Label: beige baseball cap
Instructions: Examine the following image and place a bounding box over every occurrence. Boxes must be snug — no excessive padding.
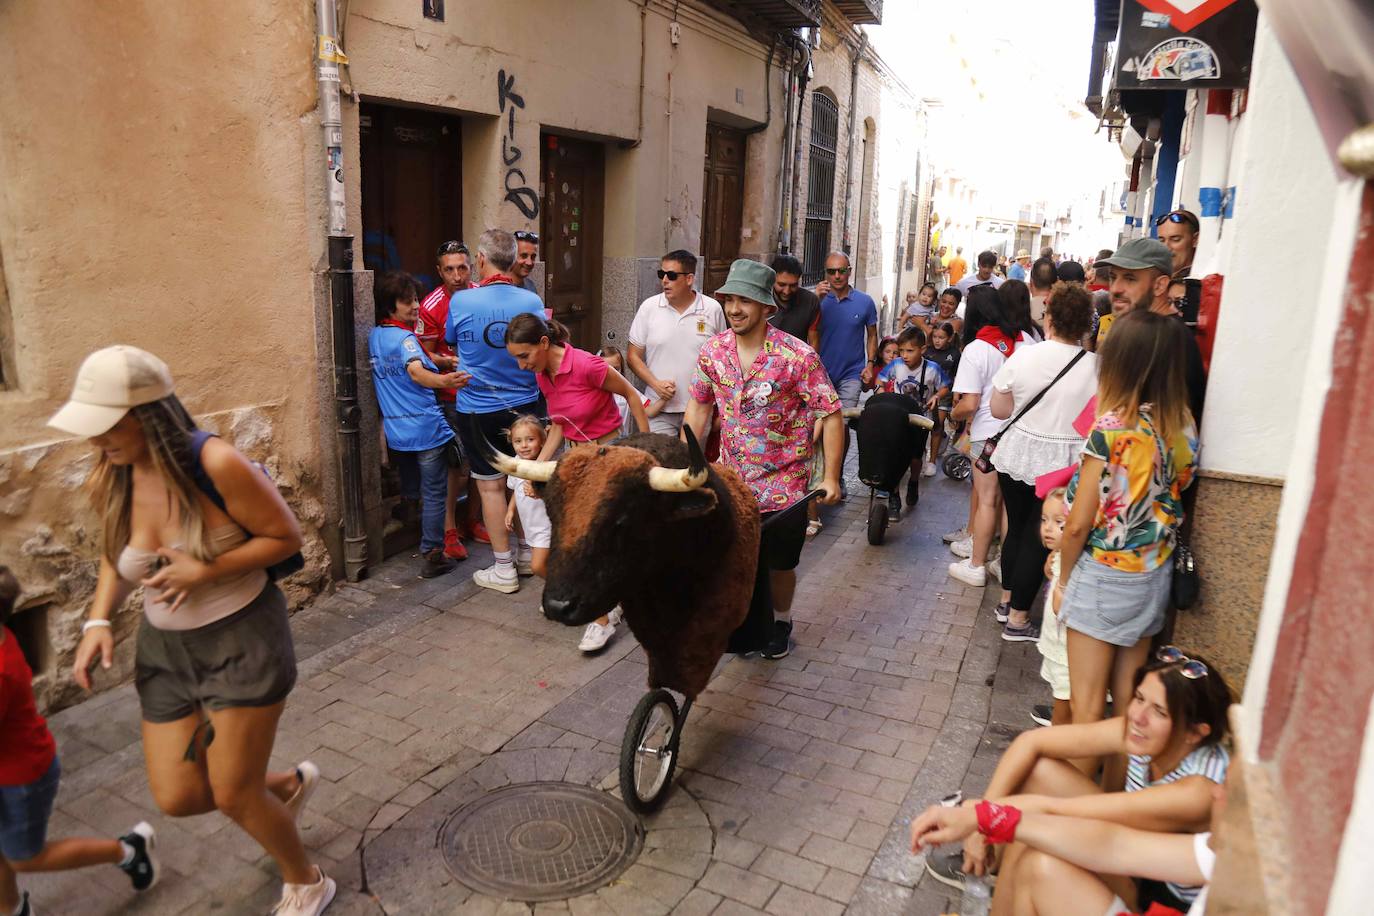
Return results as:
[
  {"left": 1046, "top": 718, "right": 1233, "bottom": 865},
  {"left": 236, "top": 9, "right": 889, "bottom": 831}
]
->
[{"left": 47, "top": 346, "right": 174, "bottom": 437}]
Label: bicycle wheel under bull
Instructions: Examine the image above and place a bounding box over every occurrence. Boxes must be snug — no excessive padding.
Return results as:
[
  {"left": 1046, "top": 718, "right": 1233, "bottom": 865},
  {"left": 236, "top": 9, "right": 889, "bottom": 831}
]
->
[{"left": 620, "top": 689, "right": 682, "bottom": 813}]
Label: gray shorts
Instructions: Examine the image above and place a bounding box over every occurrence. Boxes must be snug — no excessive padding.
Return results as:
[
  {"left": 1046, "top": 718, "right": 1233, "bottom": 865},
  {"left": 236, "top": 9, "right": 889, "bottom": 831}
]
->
[
  {"left": 1060, "top": 552, "right": 1172, "bottom": 647},
  {"left": 135, "top": 583, "right": 297, "bottom": 723},
  {"left": 649, "top": 412, "right": 684, "bottom": 436},
  {"left": 835, "top": 377, "right": 863, "bottom": 409}
]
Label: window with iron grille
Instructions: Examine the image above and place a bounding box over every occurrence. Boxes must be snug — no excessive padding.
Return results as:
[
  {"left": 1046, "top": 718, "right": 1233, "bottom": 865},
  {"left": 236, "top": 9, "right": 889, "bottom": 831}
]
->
[{"left": 802, "top": 92, "right": 839, "bottom": 286}]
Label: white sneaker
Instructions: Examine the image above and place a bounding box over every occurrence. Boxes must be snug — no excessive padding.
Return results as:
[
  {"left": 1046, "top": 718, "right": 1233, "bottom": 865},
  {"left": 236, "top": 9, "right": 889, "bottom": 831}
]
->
[
  {"left": 271, "top": 867, "right": 336, "bottom": 916},
  {"left": 516, "top": 554, "right": 534, "bottom": 577},
  {"left": 473, "top": 565, "right": 519, "bottom": 594},
  {"left": 950, "top": 536, "right": 973, "bottom": 558},
  {"left": 608, "top": 606, "right": 624, "bottom": 626},
  {"left": 285, "top": 761, "right": 319, "bottom": 824},
  {"left": 987, "top": 558, "right": 1002, "bottom": 582},
  {"left": 948, "top": 559, "right": 987, "bottom": 587},
  {"left": 942, "top": 526, "right": 969, "bottom": 544},
  {"left": 578, "top": 620, "right": 617, "bottom": 652},
  {"left": 922, "top": 461, "right": 937, "bottom": 478}
]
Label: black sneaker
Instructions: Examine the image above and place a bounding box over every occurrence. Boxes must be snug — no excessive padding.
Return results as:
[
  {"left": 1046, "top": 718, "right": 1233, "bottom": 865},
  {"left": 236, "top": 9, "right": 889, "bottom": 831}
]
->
[
  {"left": 1001, "top": 619, "right": 1041, "bottom": 643},
  {"left": 119, "top": 822, "right": 159, "bottom": 891},
  {"left": 887, "top": 491, "right": 902, "bottom": 522},
  {"left": 923, "top": 848, "right": 967, "bottom": 890},
  {"left": 1030, "top": 704, "right": 1054, "bottom": 727},
  {"left": 905, "top": 480, "right": 919, "bottom": 509},
  {"left": 420, "top": 548, "right": 455, "bottom": 579},
  {"left": 761, "top": 620, "right": 792, "bottom": 660}
]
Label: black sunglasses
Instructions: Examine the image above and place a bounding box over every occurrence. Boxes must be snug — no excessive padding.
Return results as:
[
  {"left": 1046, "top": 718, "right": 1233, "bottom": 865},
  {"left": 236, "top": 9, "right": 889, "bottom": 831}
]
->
[
  {"left": 824, "top": 267, "right": 851, "bottom": 275},
  {"left": 514, "top": 230, "right": 540, "bottom": 243},
  {"left": 1155, "top": 211, "right": 1199, "bottom": 230},
  {"left": 656, "top": 269, "right": 689, "bottom": 281},
  {"left": 437, "top": 240, "right": 468, "bottom": 256},
  {"left": 1156, "top": 645, "right": 1208, "bottom": 679}
]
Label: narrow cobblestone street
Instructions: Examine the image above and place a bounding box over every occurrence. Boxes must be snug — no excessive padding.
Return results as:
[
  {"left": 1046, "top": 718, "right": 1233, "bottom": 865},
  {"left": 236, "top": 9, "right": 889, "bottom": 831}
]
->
[{"left": 25, "top": 465, "right": 1042, "bottom": 915}]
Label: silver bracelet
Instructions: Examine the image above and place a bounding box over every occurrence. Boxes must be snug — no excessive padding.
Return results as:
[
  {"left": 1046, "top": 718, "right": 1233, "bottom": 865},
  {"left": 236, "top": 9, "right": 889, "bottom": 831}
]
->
[{"left": 81, "top": 619, "right": 112, "bottom": 633}]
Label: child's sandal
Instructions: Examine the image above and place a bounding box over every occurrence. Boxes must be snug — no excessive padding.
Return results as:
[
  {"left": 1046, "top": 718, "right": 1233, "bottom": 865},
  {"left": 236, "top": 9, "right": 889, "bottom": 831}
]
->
[{"left": 805, "top": 520, "right": 823, "bottom": 537}]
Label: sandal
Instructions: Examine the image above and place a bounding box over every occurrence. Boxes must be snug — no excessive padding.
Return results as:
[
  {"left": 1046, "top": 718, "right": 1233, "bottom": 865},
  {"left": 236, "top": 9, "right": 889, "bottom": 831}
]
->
[{"left": 805, "top": 519, "right": 823, "bottom": 537}]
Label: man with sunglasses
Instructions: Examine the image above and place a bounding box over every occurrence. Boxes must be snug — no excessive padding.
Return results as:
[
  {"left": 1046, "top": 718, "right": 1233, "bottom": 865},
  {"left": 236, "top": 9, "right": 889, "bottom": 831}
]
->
[
  {"left": 1155, "top": 209, "right": 1199, "bottom": 279},
  {"left": 627, "top": 249, "right": 726, "bottom": 435},
  {"left": 814, "top": 252, "right": 877, "bottom": 492},
  {"left": 512, "top": 230, "right": 542, "bottom": 298}
]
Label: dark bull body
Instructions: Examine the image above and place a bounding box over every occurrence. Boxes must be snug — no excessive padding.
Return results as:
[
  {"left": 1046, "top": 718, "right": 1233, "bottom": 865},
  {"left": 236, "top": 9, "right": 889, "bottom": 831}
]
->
[{"left": 538, "top": 433, "right": 761, "bottom": 699}]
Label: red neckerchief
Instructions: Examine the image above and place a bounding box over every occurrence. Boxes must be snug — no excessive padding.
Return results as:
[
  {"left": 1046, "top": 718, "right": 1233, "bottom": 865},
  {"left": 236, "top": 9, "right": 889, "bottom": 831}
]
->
[
  {"left": 480, "top": 274, "right": 513, "bottom": 287},
  {"left": 976, "top": 325, "right": 1018, "bottom": 356},
  {"left": 381, "top": 318, "right": 415, "bottom": 331}
]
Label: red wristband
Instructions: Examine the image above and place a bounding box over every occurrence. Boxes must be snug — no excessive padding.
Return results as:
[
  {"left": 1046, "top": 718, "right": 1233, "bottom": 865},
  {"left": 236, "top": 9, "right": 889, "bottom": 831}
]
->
[{"left": 975, "top": 800, "right": 1021, "bottom": 845}]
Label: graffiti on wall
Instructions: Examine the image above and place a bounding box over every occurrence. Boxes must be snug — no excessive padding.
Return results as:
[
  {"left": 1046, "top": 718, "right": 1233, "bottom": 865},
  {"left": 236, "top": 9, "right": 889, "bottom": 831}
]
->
[{"left": 497, "top": 69, "right": 540, "bottom": 220}]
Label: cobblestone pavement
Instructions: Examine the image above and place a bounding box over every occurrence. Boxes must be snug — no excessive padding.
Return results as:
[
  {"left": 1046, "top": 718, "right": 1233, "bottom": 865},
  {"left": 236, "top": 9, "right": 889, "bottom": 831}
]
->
[{"left": 24, "top": 465, "right": 1048, "bottom": 915}]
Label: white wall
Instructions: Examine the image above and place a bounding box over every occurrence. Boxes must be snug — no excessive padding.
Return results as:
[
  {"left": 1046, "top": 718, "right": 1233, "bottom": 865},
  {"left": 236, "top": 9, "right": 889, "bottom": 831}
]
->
[{"left": 1197, "top": 16, "right": 1342, "bottom": 480}]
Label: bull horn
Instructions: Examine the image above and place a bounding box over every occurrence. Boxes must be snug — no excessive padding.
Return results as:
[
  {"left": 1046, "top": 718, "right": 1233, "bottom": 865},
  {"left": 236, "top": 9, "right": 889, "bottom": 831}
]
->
[
  {"left": 841, "top": 407, "right": 863, "bottom": 418},
  {"left": 648, "top": 425, "right": 709, "bottom": 492},
  {"left": 474, "top": 422, "right": 556, "bottom": 482},
  {"left": 908, "top": 414, "right": 935, "bottom": 430}
]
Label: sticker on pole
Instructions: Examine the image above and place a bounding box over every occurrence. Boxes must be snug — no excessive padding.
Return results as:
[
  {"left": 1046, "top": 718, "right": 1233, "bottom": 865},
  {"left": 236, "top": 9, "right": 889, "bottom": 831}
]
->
[{"left": 1124, "top": 37, "right": 1219, "bottom": 82}]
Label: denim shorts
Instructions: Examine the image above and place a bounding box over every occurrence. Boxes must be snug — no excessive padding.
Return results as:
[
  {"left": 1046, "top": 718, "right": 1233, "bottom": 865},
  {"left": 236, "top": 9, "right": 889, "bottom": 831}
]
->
[
  {"left": 1060, "top": 552, "right": 1172, "bottom": 647},
  {"left": 0, "top": 756, "right": 60, "bottom": 861}
]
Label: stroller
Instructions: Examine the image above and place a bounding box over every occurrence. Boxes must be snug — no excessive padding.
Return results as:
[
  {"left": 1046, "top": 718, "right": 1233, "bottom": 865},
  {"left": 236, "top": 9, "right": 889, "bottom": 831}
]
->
[
  {"left": 937, "top": 414, "right": 973, "bottom": 480},
  {"left": 844, "top": 392, "right": 935, "bottom": 545}
]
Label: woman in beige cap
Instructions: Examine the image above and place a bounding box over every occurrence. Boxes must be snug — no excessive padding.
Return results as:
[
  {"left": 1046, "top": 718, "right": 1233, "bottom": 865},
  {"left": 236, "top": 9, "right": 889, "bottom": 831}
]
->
[{"left": 50, "top": 346, "right": 335, "bottom": 916}]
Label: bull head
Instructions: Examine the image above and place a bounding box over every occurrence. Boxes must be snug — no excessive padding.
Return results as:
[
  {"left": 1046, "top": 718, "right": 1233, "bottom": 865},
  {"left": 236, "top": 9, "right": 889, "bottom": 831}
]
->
[
  {"left": 841, "top": 406, "right": 934, "bottom": 429},
  {"left": 488, "top": 425, "right": 711, "bottom": 492}
]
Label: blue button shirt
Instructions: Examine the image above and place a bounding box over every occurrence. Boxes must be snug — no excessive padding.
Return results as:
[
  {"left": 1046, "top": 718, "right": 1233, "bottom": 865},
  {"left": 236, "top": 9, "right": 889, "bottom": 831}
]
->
[
  {"left": 368, "top": 325, "right": 453, "bottom": 452},
  {"left": 444, "top": 283, "right": 545, "bottom": 413},
  {"left": 817, "top": 287, "right": 877, "bottom": 384}
]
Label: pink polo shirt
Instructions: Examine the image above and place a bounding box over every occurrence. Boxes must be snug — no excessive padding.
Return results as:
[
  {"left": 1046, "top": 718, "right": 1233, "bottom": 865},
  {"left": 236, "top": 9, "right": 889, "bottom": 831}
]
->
[{"left": 538, "top": 345, "right": 622, "bottom": 442}]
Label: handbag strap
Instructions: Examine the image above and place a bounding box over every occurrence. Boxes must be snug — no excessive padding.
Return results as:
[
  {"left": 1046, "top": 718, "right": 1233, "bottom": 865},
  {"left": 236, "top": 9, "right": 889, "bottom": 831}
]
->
[{"left": 989, "top": 349, "right": 1088, "bottom": 445}]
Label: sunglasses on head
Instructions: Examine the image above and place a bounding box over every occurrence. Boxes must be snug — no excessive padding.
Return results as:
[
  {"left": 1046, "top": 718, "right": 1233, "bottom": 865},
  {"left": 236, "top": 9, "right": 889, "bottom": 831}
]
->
[
  {"left": 514, "top": 230, "right": 540, "bottom": 243},
  {"left": 656, "top": 269, "right": 688, "bottom": 281},
  {"left": 825, "top": 267, "right": 851, "bottom": 275},
  {"left": 1156, "top": 646, "right": 1208, "bottom": 679},
  {"left": 1155, "top": 211, "right": 1199, "bottom": 230},
  {"left": 437, "top": 240, "right": 468, "bottom": 256}
]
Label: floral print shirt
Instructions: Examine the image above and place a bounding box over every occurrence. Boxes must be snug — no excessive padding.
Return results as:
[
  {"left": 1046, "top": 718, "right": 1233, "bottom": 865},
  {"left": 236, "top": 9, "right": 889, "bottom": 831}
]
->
[
  {"left": 1067, "top": 407, "right": 1198, "bottom": 572},
  {"left": 690, "top": 325, "right": 840, "bottom": 512}
]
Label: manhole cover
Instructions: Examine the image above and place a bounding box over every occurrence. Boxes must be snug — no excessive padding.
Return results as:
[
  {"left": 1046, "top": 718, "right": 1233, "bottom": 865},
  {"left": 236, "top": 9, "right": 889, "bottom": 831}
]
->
[{"left": 440, "top": 782, "right": 644, "bottom": 902}]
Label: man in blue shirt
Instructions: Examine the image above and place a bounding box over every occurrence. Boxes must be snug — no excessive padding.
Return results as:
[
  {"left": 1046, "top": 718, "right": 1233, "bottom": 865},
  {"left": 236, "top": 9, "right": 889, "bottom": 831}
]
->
[
  {"left": 369, "top": 271, "right": 469, "bottom": 578},
  {"left": 1008, "top": 249, "right": 1031, "bottom": 281},
  {"left": 444, "top": 228, "right": 546, "bottom": 594},
  {"left": 815, "top": 251, "right": 877, "bottom": 498}
]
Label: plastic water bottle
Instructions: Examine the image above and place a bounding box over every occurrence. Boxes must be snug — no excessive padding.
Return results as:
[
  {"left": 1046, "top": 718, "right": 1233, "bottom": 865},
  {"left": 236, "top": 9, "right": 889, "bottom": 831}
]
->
[{"left": 959, "top": 874, "right": 992, "bottom": 916}]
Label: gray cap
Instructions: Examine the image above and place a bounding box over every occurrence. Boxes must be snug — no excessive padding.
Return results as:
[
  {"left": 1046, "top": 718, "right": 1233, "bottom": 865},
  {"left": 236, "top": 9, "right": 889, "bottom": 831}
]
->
[{"left": 1097, "top": 238, "right": 1172, "bottom": 275}]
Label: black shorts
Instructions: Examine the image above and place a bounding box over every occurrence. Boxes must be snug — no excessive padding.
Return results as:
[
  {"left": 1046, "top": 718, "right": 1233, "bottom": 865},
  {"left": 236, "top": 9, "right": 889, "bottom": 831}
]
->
[
  {"left": 456, "top": 400, "right": 543, "bottom": 479},
  {"left": 135, "top": 583, "right": 296, "bottom": 724},
  {"left": 760, "top": 503, "right": 808, "bottom": 572},
  {"left": 438, "top": 400, "right": 468, "bottom": 462}
]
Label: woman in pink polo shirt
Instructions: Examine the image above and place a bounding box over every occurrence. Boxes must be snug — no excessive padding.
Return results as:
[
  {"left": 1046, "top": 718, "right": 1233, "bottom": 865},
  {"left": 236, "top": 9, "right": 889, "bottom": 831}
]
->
[
  {"left": 504, "top": 314, "right": 650, "bottom": 651},
  {"left": 505, "top": 314, "right": 650, "bottom": 453}
]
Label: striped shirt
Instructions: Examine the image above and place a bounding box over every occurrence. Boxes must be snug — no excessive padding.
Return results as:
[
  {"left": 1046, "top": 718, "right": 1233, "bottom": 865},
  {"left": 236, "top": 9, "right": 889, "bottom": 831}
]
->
[{"left": 1126, "top": 743, "right": 1229, "bottom": 904}]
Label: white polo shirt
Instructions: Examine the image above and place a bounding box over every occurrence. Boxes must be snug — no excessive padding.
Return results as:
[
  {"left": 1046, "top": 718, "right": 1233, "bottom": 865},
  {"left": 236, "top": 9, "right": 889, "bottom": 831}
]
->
[{"left": 628, "top": 291, "right": 726, "bottom": 413}]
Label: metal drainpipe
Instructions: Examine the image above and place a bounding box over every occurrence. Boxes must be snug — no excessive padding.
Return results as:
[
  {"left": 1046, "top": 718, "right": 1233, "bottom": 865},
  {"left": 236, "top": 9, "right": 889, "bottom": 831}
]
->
[
  {"left": 317, "top": 0, "right": 367, "bottom": 581},
  {"left": 787, "top": 39, "right": 811, "bottom": 263},
  {"left": 840, "top": 32, "right": 868, "bottom": 257},
  {"left": 775, "top": 35, "right": 800, "bottom": 253}
]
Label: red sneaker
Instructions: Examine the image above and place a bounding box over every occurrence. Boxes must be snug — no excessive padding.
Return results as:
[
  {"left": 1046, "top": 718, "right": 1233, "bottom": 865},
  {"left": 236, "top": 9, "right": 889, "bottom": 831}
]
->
[
  {"left": 465, "top": 520, "right": 492, "bottom": 545},
  {"left": 444, "top": 529, "right": 468, "bottom": 560}
]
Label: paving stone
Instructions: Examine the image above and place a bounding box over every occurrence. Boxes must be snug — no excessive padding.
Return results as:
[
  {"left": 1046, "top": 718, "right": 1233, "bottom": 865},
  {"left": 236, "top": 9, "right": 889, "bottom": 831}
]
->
[
  {"left": 713, "top": 833, "right": 765, "bottom": 868},
  {"left": 814, "top": 867, "right": 863, "bottom": 904},
  {"left": 698, "top": 861, "right": 780, "bottom": 909},
  {"left": 765, "top": 884, "right": 846, "bottom": 916},
  {"left": 798, "top": 834, "right": 872, "bottom": 875},
  {"left": 751, "top": 847, "right": 827, "bottom": 892}
]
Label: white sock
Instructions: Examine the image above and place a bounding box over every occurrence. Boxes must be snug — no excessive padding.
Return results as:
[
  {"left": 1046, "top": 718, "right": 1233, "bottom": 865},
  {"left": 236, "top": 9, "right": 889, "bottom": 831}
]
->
[
  {"left": 494, "top": 550, "right": 515, "bottom": 574},
  {"left": 118, "top": 839, "right": 135, "bottom": 867}
]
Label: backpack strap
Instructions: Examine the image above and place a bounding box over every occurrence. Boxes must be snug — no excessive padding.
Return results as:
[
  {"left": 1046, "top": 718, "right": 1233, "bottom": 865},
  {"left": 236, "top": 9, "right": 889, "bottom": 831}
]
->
[{"left": 188, "top": 430, "right": 228, "bottom": 512}]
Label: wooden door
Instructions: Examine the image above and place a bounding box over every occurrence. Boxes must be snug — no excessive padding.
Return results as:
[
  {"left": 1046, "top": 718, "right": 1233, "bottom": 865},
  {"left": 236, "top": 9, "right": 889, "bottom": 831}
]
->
[
  {"left": 359, "top": 104, "right": 462, "bottom": 292},
  {"left": 540, "top": 135, "right": 605, "bottom": 352},
  {"left": 700, "top": 124, "right": 747, "bottom": 296}
]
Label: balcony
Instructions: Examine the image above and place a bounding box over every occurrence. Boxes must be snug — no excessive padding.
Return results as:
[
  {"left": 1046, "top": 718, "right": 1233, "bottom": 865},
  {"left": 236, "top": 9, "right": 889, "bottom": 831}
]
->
[
  {"left": 717, "top": 0, "right": 822, "bottom": 29},
  {"left": 833, "top": 0, "right": 882, "bottom": 25}
]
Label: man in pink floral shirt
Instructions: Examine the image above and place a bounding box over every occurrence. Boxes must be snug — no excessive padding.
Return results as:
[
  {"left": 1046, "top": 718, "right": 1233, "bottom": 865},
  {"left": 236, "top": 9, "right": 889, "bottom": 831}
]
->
[{"left": 687, "top": 259, "right": 842, "bottom": 659}]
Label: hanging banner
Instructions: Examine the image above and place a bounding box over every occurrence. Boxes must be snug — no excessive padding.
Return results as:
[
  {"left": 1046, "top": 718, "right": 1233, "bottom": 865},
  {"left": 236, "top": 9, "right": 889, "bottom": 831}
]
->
[{"left": 1114, "top": 0, "right": 1258, "bottom": 90}]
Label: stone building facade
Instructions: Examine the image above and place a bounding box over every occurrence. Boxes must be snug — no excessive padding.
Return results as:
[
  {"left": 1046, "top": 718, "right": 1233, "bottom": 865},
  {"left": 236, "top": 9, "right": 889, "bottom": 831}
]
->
[{"left": 0, "top": 0, "right": 924, "bottom": 710}]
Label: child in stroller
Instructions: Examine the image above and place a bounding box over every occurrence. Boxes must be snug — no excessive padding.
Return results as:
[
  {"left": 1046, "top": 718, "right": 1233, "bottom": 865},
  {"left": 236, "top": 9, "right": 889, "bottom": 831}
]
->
[{"left": 871, "top": 328, "right": 950, "bottom": 516}]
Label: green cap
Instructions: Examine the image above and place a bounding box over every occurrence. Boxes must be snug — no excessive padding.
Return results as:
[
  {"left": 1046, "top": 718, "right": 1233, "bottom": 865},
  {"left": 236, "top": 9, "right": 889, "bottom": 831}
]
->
[
  {"left": 1097, "top": 238, "right": 1172, "bottom": 275},
  {"left": 714, "top": 259, "right": 777, "bottom": 308}
]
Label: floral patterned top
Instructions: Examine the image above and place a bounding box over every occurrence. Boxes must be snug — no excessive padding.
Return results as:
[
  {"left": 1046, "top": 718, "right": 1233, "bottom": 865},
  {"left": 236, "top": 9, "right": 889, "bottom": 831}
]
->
[
  {"left": 690, "top": 325, "right": 840, "bottom": 512},
  {"left": 1066, "top": 406, "right": 1198, "bottom": 572}
]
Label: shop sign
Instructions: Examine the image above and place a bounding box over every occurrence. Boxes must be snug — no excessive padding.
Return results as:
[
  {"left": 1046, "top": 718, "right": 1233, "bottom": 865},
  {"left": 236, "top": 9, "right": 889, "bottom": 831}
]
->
[{"left": 1115, "top": 0, "right": 1258, "bottom": 90}]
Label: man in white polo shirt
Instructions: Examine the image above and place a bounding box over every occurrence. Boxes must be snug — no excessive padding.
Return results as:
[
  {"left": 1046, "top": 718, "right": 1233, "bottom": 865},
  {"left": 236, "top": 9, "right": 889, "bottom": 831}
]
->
[{"left": 627, "top": 249, "right": 726, "bottom": 434}]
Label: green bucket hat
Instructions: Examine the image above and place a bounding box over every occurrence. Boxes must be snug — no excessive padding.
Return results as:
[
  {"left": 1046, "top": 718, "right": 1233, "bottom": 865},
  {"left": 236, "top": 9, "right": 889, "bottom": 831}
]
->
[
  {"left": 714, "top": 259, "right": 777, "bottom": 308},
  {"left": 1097, "top": 238, "right": 1172, "bottom": 275}
]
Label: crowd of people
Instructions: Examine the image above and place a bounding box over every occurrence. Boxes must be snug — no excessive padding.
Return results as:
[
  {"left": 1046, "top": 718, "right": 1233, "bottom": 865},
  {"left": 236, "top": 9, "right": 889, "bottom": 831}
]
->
[{"left": 1, "top": 209, "right": 1220, "bottom": 915}]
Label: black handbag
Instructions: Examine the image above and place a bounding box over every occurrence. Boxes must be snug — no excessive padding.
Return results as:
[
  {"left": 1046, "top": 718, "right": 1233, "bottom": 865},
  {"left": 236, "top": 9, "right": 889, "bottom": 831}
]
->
[
  {"left": 1172, "top": 537, "right": 1200, "bottom": 609},
  {"left": 974, "top": 349, "right": 1088, "bottom": 474}
]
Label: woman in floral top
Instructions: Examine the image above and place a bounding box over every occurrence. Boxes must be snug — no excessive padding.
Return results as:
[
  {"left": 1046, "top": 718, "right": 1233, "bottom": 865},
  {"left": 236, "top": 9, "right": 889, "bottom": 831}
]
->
[{"left": 1056, "top": 311, "right": 1198, "bottom": 774}]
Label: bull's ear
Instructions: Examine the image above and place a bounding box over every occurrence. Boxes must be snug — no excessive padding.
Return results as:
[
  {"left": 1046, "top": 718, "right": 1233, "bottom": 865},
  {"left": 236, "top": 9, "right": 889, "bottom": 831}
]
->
[{"left": 666, "top": 487, "right": 717, "bottom": 520}]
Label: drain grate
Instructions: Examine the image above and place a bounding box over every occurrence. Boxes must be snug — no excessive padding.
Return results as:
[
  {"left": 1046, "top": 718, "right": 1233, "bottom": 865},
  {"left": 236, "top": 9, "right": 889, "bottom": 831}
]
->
[{"left": 440, "top": 782, "right": 644, "bottom": 902}]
